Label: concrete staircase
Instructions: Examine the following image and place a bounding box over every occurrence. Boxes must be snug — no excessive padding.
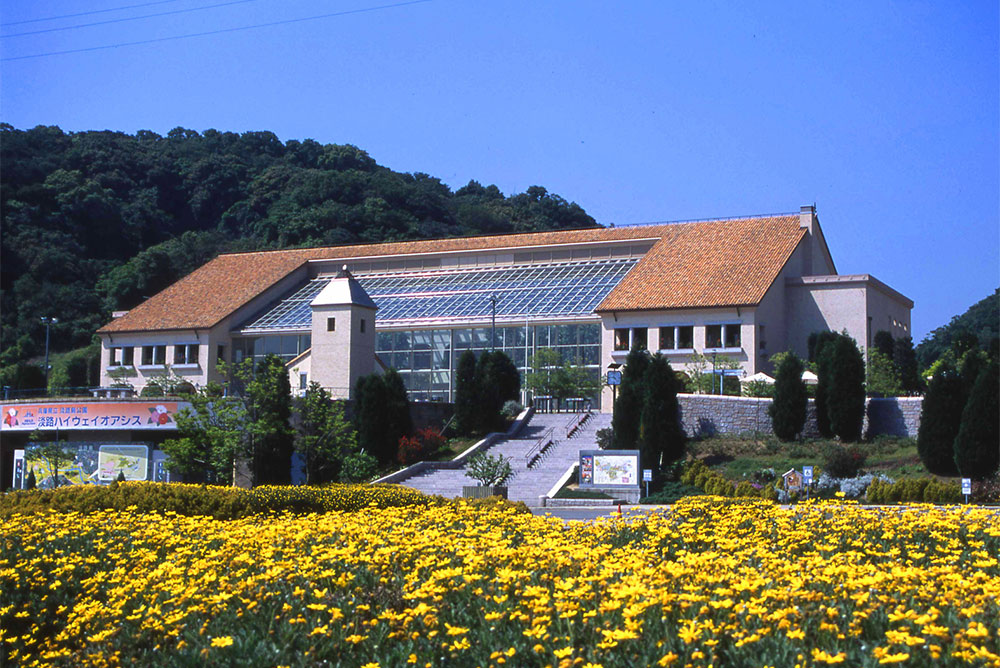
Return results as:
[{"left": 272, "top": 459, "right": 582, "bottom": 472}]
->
[{"left": 400, "top": 412, "right": 612, "bottom": 506}]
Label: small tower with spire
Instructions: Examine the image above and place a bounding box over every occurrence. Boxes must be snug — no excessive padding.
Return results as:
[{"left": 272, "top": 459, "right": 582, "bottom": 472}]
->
[{"left": 309, "top": 265, "right": 377, "bottom": 399}]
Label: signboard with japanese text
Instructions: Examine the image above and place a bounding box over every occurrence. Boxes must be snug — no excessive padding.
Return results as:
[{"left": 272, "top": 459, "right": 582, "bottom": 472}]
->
[
  {"left": 578, "top": 450, "right": 640, "bottom": 488},
  {"left": 1, "top": 401, "right": 189, "bottom": 432}
]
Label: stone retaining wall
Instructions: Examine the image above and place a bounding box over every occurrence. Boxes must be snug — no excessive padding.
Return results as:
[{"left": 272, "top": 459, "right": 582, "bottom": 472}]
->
[{"left": 676, "top": 394, "right": 922, "bottom": 439}]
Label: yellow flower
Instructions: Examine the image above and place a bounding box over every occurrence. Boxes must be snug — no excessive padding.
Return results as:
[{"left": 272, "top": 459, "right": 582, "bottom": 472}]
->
[
  {"left": 210, "top": 636, "right": 233, "bottom": 648},
  {"left": 812, "top": 648, "right": 846, "bottom": 664}
]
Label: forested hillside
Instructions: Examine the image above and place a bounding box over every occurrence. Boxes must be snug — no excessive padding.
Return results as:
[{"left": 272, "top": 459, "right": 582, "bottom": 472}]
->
[
  {"left": 0, "top": 125, "right": 597, "bottom": 365},
  {"left": 915, "top": 288, "right": 999, "bottom": 370}
]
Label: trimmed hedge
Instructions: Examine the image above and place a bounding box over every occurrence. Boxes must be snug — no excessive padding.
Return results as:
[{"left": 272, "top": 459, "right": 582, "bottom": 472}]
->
[
  {"left": 865, "top": 478, "right": 962, "bottom": 505},
  {"left": 680, "top": 460, "right": 778, "bottom": 501},
  {"left": 0, "top": 481, "right": 434, "bottom": 520}
]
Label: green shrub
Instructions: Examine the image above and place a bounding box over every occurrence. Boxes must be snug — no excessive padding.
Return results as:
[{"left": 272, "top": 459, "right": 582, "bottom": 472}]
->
[
  {"left": 0, "top": 482, "right": 432, "bottom": 519},
  {"left": 822, "top": 445, "right": 867, "bottom": 479},
  {"left": 953, "top": 361, "right": 999, "bottom": 480},
  {"left": 642, "top": 481, "right": 704, "bottom": 504},
  {"left": 865, "top": 478, "right": 961, "bottom": 505},
  {"left": 917, "top": 366, "right": 964, "bottom": 476}
]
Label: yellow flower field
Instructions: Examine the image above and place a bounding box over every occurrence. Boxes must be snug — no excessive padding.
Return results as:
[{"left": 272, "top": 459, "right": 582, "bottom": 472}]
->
[{"left": 2, "top": 495, "right": 998, "bottom": 667}]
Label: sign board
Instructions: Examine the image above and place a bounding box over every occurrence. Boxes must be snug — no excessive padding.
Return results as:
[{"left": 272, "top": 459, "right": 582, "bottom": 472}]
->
[
  {"left": 606, "top": 370, "right": 622, "bottom": 386},
  {"left": 1, "top": 401, "right": 189, "bottom": 432},
  {"left": 962, "top": 478, "right": 972, "bottom": 495},
  {"left": 643, "top": 469, "right": 653, "bottom": 482},
  {"left": 782, "top": 469, "right": 803, "bottom": 493},
  {"left": 19, "top": 442, "right": 152, "bottom": 488},
  {"left": 579, "top": 450, "right": 640, "bottom": 488},
  {"left": 803, "top": 466, "right": 814, "bottom": 484}
]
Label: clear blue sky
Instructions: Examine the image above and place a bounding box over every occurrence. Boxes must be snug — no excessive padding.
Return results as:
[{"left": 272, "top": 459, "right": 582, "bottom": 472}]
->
[{"left": 2, "top": 1, "right": 997, "bottom": 343}]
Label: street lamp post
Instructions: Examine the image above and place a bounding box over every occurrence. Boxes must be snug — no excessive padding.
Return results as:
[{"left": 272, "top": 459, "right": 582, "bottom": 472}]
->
[
  {"left": 490, "top": 294, "right": 497, "bottom": 351},
  {"left": 40, "top": 316, "right": 58, "bottom": 393},
  {"left": 712, "top": 352, "right": 717, "bottom": 395}
]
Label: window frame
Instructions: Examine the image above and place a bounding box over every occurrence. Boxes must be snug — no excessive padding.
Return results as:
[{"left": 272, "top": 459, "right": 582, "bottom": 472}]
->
[
  {"left": 173, "top": 343, "right": 200, "bottom": 367},
  {"left": 139, "top": 344, "right": 167, "bottom": 368},
  {"left": 657, "top": 324, "right": 695, "bottom": 353},
  {"left": 703, "top": 322, "right": 742, "bottom": 352}
]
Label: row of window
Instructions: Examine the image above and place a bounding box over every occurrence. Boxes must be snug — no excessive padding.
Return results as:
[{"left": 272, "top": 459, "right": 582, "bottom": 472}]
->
[
  {"left": 108, "top": 343, "right": 209, "bottom": 368},
  {"left": 613, "top": 323, "right": 743, "bottom": 352}
]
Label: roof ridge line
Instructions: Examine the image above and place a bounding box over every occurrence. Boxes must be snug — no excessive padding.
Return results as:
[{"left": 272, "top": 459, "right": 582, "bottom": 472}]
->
[{"left": 608, "top": 212, "right": 799, "bottom": 228}]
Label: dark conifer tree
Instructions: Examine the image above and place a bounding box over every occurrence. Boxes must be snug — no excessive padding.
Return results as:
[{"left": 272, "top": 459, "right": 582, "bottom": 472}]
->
[
  {"left": 769, "top": 353, "right": 808, "bottom": 441},
  {"left": 892, "top": 336, "right": 922, "bottom": 394},
  {"left": 827, "top": 336, "right": 866, "bottom": 442},
  {"left": 953, "top": 361, "right": 999, "bottom": 479},
  {"left": 873, "top": 330, "right": 895, "bottom": 360},
  {"left": 252, "top": 354, "right": 294, "bottom": 484},
  {"left": 612, "top": 348, "right": 650, "bottom": 449},
  {"left": 917, "top": 364, "right": 963, "bottom": 476},
  {"left": 640, "top": 354, "right": 686, "bottom": 470},
  {"left": 453, "top": 350, "right": 479, "bottom": 436},
  {"left": 382, "top": 368, "right": 412, "bottom": 460}
]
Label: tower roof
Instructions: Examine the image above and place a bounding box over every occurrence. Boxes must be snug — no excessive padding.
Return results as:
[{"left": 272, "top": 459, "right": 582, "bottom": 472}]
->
[{"left": 310, "top": 266, "right": 377, "bottom": 310}]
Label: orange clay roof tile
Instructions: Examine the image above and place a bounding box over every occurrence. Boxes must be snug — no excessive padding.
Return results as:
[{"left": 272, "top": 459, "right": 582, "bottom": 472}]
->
[{"left": 98, "top": 216, "right": 803, "bottom": 333}]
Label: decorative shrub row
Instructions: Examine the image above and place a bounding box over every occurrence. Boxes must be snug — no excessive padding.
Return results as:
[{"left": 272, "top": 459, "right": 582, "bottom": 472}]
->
[
  {"left": 679, "top": 460, "right": 779, "bottom": 501},
  {"left": 0, "top": 481, "right": 434, "bottom": 520},
  {"left": 865, "top": 477, "right": 962, "bottom": 505}
]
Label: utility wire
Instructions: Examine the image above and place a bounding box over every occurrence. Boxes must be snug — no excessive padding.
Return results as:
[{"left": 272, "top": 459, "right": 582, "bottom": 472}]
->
[
  {"left": 2, "top": 0, "right": 431, "bottom": 62},
  {"left": 3, "top": 0, "right": 264, "bottom": 38},
  {"left": 3, "top": 0, "right": 185, "bottom": 27}
]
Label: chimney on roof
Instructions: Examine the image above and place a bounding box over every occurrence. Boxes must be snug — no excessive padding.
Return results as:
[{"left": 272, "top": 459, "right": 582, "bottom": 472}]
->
[{"left": 799, "top": 205, "right": 816, "bottom": 230}]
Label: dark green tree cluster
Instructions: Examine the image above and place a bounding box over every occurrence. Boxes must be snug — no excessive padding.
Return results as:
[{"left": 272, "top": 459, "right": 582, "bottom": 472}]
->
[
  {"left": 769, "top": 353, "right": 808, "bottom": 441},
  {"left": 162, "top": 356, "right": 293, "bottom": 486},
  {"left": 293, "top": 382, "right": 358, "bottom": 484},
  {"left": 0, "top": 124, "right": 597, "bottom": 367},
  {"left": 918, "top": 355, "right": 999, "bottom": 480},
  {"left": 811, "top": 332, "right": 865, "bottom": 442},
  {"left": 354, "top": 369, "right": 412, "bottom": 467},
  {"left": 915, "top": 288, "right": 999, "bottom": 370},
  {"left": 866, "top": 330, "right": 922, "bottom": 396},
  {"left": 453, "top": 350, "right": 520, "bottom": 436},
  {"left": 612, "top": 349, "right": 685, "bottom": 470}
]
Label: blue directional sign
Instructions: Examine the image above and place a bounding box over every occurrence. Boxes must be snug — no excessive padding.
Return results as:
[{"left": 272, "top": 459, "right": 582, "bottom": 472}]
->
[{"left": 607, "top": 370, "right": 622, "bottom": 386}]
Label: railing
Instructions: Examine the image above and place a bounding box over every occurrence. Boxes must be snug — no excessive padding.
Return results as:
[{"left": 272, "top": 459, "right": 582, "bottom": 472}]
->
[
  {"left": 565, "top": 411, "right": 591, "bottom": 438},
  {"left": 525, "top": 427, "right": 555, "bottom": 468}
]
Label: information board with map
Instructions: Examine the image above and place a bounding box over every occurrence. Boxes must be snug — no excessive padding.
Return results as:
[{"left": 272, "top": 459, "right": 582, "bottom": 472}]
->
[{"left": 578, "top": 450, "right": 640, "bottom": 489}]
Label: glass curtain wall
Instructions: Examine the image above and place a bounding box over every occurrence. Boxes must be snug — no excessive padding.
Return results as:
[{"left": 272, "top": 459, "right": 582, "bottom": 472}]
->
[{"left": 375, "top": 323, "right": 601, "bottom": 403}]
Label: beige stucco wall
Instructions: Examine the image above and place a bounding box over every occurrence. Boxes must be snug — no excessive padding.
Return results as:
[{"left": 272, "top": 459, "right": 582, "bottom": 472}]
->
[
  {"left": 598, "top": 307, "right": 758, "bottom": 413},
  {"left": 309, "top": 304, "right": 375, "bottom": 400}
]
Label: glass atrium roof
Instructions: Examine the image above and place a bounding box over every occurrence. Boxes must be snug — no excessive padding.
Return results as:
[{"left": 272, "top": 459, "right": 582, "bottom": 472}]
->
[{"left": 238, "top": 258, "right": 638, "bottom": 332}]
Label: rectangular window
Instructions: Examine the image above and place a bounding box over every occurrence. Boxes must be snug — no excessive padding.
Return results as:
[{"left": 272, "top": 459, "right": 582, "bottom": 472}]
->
[
  {"left": 677, "top": 326, "right": 693, "bottom": 349},
  {"left": 706, "top": 323, "right": 741, "bottom": 350},
  {"left": 724, "top": 324, "right": 741, "bottom": 348},
  {"left": 327, "top": 317, "right": 336, "bottom": 332},
  {"left": 659, "top": 327, "right": 675, "bottom": 351},
  {"left": 109, "top": 347, "right": 121, "bottom": 367},
  {"left": 122, "top": 346, "right": 134, "bottom": 366},
  {"left": 632, "top": 328, "right": 647, "bottom": 350},
  {"left": 614, "top": 328, "right": 630, "bottom": 351},
  {"left": 360, "top": 319, "right": 366, "bottom": 333},
  {"left": 659, "top": 326, "right": 694, "bottom": 351},
  {"left": 705, "top": 325, "right": 723, "bottom": 349},
  {"left": 758, "top": 325, "right": 766, "bottom": 351},
  {"left": 217, "top": 344, "right": 226, "bottom": 362},
  {"left": 141, "top": 345, "right": 166, "bottom": 366},
  {"left": 299, "top": 372, "right": 308, "bottom": 390},
  {"left": 173, "top": 344, "right": 199, "bottom": 365}
]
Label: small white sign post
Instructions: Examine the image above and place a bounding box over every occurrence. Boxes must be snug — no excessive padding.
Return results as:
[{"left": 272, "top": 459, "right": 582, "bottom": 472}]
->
[
  {"left": 643, "top": 468, "right": 652, "bottom": 498},
  {"left": 962, "top": 478, "right": 972, "bottom": 504},
  {"left": 803, "top": 466, "right": 814, "bottom": 500}
]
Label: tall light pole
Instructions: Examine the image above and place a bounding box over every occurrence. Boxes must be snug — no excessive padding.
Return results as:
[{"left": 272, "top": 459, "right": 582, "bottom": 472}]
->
[
  {"left": 40, "top": 316, "right": 58, "bottom": 393},
  {"left": 490, "top": 294, "right": 497, "bottom": 351}
]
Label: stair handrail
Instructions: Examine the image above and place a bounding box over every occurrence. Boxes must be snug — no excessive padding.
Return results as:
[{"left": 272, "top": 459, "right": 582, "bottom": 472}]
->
[
  {"left": 525, "top": 426, "right": 555, "bottom": 465},
  {"left": 564, "top": 410, "right": 592, "bottom": 438}
]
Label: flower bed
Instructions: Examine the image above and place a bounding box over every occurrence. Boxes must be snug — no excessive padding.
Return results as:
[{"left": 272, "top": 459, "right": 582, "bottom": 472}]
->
[{"left": 2, "top": 497, "right": 998, "bottom": 666}]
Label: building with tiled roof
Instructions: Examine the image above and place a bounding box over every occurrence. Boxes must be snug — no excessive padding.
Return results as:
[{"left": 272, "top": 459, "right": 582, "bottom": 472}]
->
[{"left": 97, "top": 205, "right": 913, "bottom": 411}]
